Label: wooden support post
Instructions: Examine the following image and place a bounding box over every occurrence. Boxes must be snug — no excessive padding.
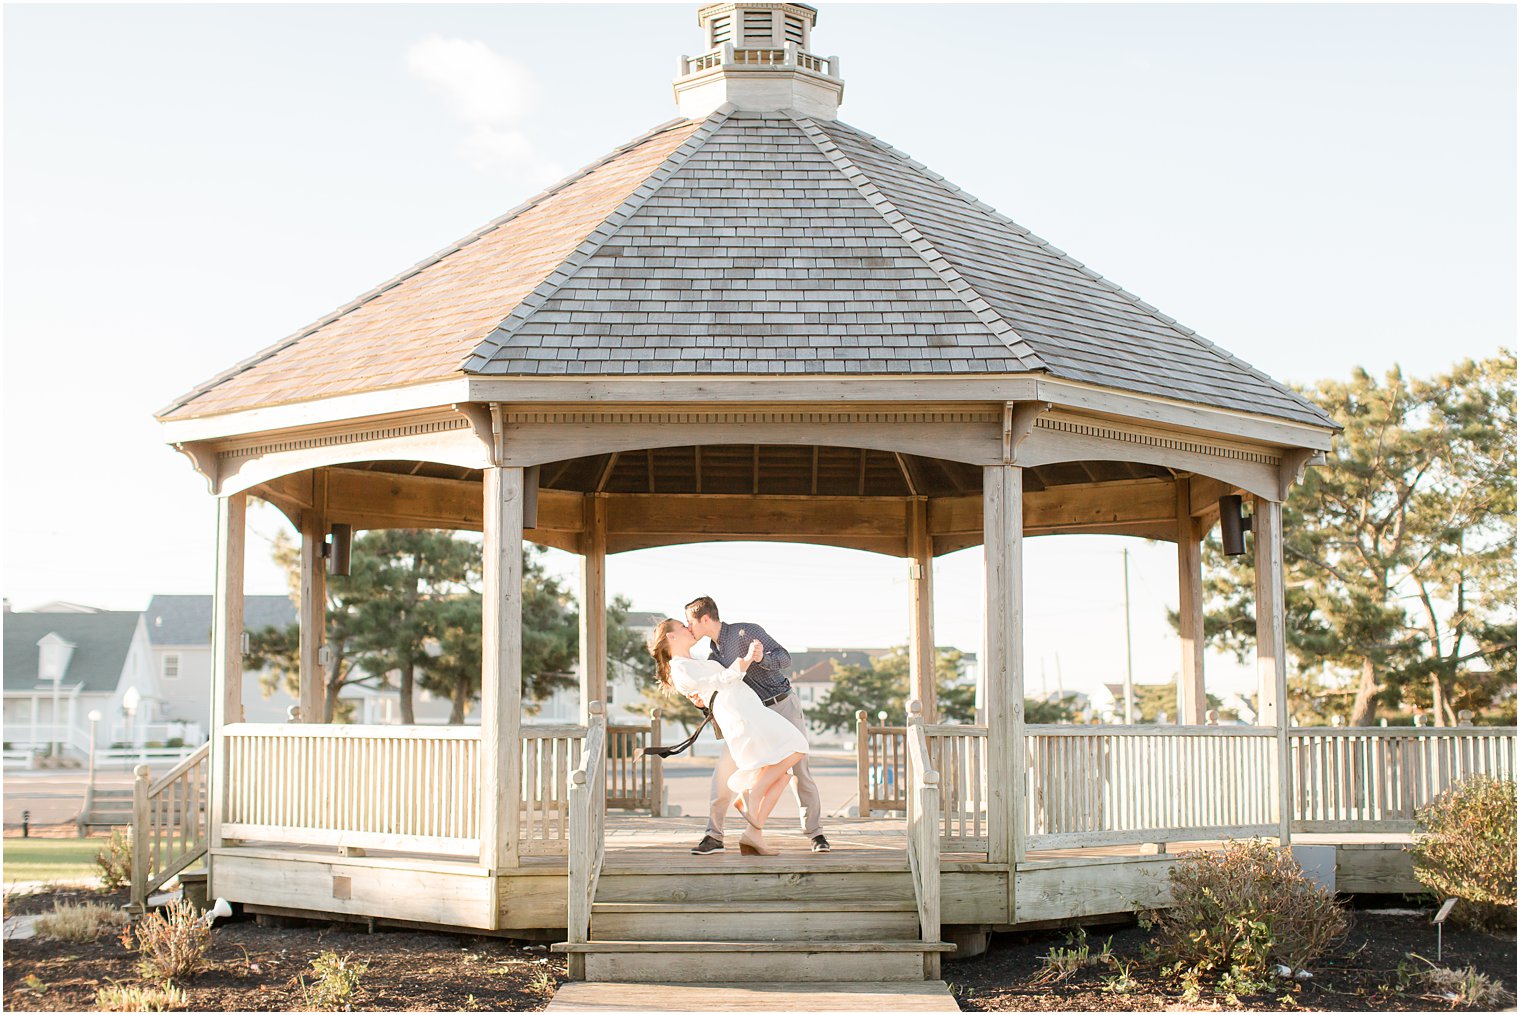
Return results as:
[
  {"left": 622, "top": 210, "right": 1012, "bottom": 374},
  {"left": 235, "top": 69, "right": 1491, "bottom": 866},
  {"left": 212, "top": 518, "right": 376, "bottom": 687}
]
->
[
  {"left": 128, "top": 764, "right": 150, "bottom": 916},
  {"left": 579, "top": 495, "right": 608, "bottom": 726},
  {"left": 908, "top": 498, "right": 937, "bottom": 722},
  {"left": 983, "top": 465, "right": 1023, "bottom": 869},
  {"left": 856, "top": 710, "right": 871, "bottom": 818},
  {"left": 1176, "top": 478, "right": 1206, "bottom": 725},
  {"left": 647, "top": 708, "right": 664, "bottom": 817},
  {"left": 481, "top": 466, "right": 525, "bottom": 881},
  {"left": 1253, "top": 495, "right": 1291, "bottom": 843},
  {"left": 299, "top": 470, "right": 328, "bottom": 723},
  {"left": 206, "top": 493, "right": 245, "bottom": 899}
]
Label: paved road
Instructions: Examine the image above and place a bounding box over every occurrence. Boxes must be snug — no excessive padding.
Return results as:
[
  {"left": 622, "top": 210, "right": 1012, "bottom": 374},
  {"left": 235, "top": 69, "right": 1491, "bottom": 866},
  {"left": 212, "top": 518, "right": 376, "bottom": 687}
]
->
[{"left": 3, "top": 769, "right": 137, "bottom": 828}]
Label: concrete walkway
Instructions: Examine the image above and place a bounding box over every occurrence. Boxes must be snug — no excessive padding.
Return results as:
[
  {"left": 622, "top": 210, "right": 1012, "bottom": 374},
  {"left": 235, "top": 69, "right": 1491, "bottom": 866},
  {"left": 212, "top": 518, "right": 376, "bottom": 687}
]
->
[{"left": 545, "top": 981, "right": 961, "bottom": 1012}]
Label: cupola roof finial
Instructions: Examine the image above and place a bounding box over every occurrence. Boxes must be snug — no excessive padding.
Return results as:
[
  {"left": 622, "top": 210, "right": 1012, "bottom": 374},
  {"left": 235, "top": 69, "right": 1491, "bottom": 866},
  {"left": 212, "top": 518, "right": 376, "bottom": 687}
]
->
[{"left": 674, "top": 3, "right": 843, "bottom": 119}]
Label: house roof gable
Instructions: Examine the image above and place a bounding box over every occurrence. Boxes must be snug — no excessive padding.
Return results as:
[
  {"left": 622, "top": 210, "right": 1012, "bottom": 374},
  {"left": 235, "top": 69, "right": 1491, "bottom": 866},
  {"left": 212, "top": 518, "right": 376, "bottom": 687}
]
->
[
  {"left": 145, "top": 595, "right": 298, "bottom": 646},
  {"left": 3, "top": 611, "right": 143, "bottom": 693}
]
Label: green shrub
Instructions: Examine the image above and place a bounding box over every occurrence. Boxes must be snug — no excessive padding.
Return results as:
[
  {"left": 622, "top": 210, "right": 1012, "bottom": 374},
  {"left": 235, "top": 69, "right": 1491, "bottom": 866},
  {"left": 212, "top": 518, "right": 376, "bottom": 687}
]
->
[
  {"left": 120, "top": 897, "right": 212, "bottom": 983},
  {"left": 299, "top": 950, "right": 367, "bottom": 1011},
  {"left": 165, "top": 737, "right": 185, "bottom": 749},
  {"left": 96, "top": 829, "right": 132, "bottom": 891},
  {"left": 1410, "top": 775, "right": 1517, "bottom": 931},
  {"left": 1146, "top": 839, "right": 1348, "bottom": 993}
]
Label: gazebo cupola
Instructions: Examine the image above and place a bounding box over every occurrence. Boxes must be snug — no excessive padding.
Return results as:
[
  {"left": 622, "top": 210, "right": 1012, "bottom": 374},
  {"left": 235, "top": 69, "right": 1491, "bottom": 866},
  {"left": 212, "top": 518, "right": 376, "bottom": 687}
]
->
[{"left": 674, "top": 2, "right": 843, "bottom": 118}]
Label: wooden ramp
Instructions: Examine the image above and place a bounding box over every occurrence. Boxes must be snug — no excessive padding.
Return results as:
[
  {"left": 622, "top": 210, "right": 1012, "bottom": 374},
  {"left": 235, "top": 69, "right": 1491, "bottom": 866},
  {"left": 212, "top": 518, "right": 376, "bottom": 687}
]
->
[{"left": 546, "top": 980, "right": 961, "bottom": 1012}]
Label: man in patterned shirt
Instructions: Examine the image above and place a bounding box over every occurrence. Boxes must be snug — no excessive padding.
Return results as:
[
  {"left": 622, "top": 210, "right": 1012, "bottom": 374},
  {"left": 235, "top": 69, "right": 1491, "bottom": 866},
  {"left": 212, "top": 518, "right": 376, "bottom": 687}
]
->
[{"left": 683, "top": 595, "right": 830, "bottom": 856}]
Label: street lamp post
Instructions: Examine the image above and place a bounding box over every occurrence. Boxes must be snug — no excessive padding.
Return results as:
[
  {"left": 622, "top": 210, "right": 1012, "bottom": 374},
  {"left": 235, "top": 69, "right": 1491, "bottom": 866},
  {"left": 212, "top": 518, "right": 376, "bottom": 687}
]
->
[{"left": 87, "top": 709, "right": 102, "bottom": 789}]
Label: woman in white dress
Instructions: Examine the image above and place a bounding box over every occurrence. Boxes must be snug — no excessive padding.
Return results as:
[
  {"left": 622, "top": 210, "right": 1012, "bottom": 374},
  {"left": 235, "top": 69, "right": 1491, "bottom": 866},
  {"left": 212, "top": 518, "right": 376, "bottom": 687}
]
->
[{"left": 648, "top": 619, "right": 808, "bottom": 855}]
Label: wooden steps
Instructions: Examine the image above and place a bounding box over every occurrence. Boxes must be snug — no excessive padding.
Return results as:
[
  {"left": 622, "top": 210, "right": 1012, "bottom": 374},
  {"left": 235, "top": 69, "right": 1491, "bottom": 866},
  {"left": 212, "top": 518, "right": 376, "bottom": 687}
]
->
[
  {"left": 555, "top": 940, "right": 956, "bottom": 983},
  {"left": 592, "top": 900, "right": 919, "bottom": 942},
  {"left": 558, "top": 864, "right": 950, "bottom": 983}
]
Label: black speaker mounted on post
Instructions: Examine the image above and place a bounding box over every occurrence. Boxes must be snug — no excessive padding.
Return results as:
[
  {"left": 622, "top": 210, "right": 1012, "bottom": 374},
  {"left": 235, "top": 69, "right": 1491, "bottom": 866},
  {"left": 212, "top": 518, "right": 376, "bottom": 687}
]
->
[
  {"left": 325, "top": 523, "right": 353, "bottom": 577},
  {"left": 1219, "top": 495, "right": 1253, "bottom": 556}
]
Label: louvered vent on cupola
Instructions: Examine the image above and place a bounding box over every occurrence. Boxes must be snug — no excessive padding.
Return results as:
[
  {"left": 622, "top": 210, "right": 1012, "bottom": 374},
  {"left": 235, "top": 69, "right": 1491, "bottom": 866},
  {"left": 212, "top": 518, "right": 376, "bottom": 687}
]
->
[
  {"left": 784, "top": 13, "right": 806, "bottom": 45},
  {"left": 709, "top": 13, "right": 732, "bottom": 45},
  {"left": 742, "top": 8, "right": 774, "bottom": 45}
]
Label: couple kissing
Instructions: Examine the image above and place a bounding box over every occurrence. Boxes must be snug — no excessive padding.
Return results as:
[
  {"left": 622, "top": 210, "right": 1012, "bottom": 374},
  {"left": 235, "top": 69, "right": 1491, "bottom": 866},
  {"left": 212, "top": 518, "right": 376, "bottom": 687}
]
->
[{"left": 647, "top": 596, "right": 829, "bottom": 857}]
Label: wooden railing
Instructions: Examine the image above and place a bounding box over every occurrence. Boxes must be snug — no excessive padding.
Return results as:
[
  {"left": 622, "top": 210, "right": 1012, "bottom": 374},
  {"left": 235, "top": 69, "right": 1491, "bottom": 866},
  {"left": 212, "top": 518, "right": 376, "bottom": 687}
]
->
[
  {"left": 520, "top": 725, "right": 584, "bottom": 856},
  {"left": 923, "top": 723, "right": 988, "bottom": 851},
  {"left": 129, "top": 742, "right": 210, "bottom": 915},
  {"left": 1024, "top": 725, "right": 1280, "bottom": 850},
  {"left": 681, "top": 45, "right": 835, "bottom": 77},
  {"left": 904, "top": 701, "right": 942, "bottom": 979},
  {"left": 223, "top": 724, "right": 481, "bottom": 856},
  {"left": 606, "top": 710, "right": 663, "bottom": 815},
  {"left": 857, "top": 711, "right": 908, "bottom": 815},
  {"left": 1290, "top": 726, "right": 1517, "bottom": 832},
  {"left": 566, "top": 703, "right": 607, "bottom": 981}
]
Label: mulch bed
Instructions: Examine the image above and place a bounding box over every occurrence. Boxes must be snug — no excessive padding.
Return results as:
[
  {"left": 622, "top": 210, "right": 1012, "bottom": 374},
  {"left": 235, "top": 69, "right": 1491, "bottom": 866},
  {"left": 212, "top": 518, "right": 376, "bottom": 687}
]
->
[
  {"left": 944, "top": 898, "right": 1516, "bottom": 1012},
  {"left": 4, "top": 890, "right": 566, "bottom": 1012}
]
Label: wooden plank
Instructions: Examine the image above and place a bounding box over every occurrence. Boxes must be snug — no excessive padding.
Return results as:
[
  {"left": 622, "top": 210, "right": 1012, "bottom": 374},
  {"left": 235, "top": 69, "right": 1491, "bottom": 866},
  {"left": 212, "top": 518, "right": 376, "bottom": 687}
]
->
[
  {"left": 545, "top": 980, "right": 961, "bottom": 1013},
  {"left": 213, "top": 852, "right": 495, "bottom": 929},
  {"left": 592, "top": 909, "right": 918, "bottom": 942},
  {"left": 907, "top": 499, "right": 936, "bottom": 721},
  {"left": 481, "top": 467, "right": 525, "bottom": 880},
  {"left": 207, "top": 493, "right": 245, "bottom": 903},
  {"left": 1014, "top": 858, "right": 1173, "bottom": 924},
  {"left": 1175, "top": 478, "right": 1205, "bottom": 724},
  {"left": 579, "top": 496, "right": 608, "bottom": 725},
  {"left": 582, "top": 950, "right": 927, "bottom": 984},
  {"left": 982, "top": 467, "right": 1013, "bottom": 868},
  {"left": 1254, "top": 496, "right": 1290, "bottom": 842},
  {"left": 298, "top": 471, "right": 327, "bottom": 723}
]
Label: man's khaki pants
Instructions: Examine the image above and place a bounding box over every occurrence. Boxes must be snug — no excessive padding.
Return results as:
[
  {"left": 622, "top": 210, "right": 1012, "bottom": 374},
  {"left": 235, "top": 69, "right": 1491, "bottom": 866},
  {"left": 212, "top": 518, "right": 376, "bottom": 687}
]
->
[{"left": 705, "top": 692, "right": 824, "bottom": 840}]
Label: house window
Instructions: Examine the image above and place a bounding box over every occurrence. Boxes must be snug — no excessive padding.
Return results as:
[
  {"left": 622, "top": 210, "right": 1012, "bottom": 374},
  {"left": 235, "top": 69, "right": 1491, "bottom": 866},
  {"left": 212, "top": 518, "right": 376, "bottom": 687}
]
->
[
  {"left": 784, "top": 14, "right": 805, "bottom": 45},
  {"left": 162, "top": 654, "right": 180, "bottom": 680}
]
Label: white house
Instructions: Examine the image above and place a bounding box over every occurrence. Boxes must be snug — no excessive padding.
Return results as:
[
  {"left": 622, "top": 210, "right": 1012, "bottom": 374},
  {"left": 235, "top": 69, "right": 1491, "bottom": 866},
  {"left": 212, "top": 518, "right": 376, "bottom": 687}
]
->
[
  {"left": 146, "top": 594, "right": 456, "bottom": 726},
  {"left": 3, "top": 607, "right": 171, "bottom": 757}
]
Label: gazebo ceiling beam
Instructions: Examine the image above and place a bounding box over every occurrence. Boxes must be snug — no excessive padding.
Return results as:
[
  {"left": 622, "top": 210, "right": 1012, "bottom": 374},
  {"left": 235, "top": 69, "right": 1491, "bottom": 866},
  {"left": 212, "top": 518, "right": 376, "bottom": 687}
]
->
[{"left": 252, "top": 464, "right": 1232, "bottom": 559}]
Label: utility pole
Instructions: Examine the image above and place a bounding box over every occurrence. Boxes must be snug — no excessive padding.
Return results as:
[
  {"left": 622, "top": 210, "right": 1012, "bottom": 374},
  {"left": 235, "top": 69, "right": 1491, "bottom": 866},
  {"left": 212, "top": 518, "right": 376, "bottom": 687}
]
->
[{"left": 1122, "top": 547, "right": 1135, "bottom": 725}]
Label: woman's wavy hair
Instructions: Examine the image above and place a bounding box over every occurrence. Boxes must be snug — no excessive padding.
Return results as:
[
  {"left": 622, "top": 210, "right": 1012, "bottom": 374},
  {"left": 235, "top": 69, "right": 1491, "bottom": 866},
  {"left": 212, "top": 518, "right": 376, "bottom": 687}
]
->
[{"left": 646, "top": 618, "right": 684, "bottom": 691}]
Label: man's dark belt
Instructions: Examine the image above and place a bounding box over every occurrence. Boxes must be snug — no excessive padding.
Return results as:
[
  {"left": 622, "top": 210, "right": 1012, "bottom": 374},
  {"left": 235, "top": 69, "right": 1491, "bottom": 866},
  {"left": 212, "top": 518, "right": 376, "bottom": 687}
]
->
[{"left": 758, "top": 691, "right": 790, "bottom": 708}]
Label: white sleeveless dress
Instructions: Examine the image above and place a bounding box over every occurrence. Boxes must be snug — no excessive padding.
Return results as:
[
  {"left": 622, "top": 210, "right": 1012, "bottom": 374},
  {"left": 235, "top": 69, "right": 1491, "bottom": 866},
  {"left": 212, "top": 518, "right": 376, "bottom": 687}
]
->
[{"left": 669, "top": 656, "right": 809, "bottom": 774}]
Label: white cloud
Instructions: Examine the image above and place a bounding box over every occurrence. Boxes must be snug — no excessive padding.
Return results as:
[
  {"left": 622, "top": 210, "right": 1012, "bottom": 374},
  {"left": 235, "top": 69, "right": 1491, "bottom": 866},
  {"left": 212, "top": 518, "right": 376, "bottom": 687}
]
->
[{"left": 406, "top": 35, "right": 562, "bottom": 184}]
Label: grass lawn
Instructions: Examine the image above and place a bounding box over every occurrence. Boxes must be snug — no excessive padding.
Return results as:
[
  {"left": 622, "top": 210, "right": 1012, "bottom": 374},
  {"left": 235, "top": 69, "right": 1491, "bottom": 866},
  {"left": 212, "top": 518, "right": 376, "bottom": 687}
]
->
[{"left": 2, "top": 837, "right": 104, "bottom": 885}]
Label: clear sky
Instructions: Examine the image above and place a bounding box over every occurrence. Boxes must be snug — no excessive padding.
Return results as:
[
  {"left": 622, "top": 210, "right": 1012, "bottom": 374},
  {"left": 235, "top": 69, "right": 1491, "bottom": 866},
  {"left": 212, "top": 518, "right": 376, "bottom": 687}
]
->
[{"left": 4, "top": 4, "right": 1515, "bottom": 703}]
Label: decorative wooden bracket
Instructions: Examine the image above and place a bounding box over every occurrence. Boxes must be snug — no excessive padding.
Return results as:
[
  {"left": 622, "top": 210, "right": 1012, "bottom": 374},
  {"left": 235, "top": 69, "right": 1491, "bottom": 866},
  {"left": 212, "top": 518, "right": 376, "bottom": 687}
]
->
[
  {"left": 453, "top": 402, "right": 502, "bottom": 466},
  {"left": 1277, "top": 448, "right": 1321, "bottom": 502},
  {"left": 173, "top": 442, "right": 219, "bottom": 495},
  {"left": 1003, "top": 401, "right": 1052, "bottom": 464}
]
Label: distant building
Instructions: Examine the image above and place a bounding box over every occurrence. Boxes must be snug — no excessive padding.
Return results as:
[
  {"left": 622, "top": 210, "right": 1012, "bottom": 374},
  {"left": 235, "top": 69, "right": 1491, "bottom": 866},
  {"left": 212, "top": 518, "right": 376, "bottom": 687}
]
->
[
  {"left": 532, "top": 611, "right": 664, "bottom": 725},
  {"left": 3, "top": 608, "right": 171, "bottom": 756},
  {"left": 147, "top": 594, "right": 301, "bottom": 726}
]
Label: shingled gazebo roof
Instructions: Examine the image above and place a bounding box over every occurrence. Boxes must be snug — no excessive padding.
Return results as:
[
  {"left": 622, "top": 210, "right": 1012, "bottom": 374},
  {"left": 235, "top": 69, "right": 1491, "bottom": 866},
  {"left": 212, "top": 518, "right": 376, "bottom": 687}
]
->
[{"left": 159, "top": 20, "right": 1332, "bottom": 433}]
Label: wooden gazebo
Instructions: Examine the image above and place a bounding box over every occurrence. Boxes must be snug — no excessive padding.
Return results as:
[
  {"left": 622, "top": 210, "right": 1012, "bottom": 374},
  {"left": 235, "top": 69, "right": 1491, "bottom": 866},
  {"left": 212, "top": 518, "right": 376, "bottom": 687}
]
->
[{"left": 142, "top": 2, "right": 1513, "bottom": 987}]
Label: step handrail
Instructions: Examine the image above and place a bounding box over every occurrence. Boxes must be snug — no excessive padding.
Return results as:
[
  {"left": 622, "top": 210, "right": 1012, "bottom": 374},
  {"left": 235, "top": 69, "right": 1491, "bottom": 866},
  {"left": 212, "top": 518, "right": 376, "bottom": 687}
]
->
[
  {"left": 904, "top": 700, "right": 942, "bottom": 979},
  {"left": 129, "top": 741, "right": 212, "bottom": 916},
  {"left": 566, "top": 702, "right": 608, "bottom": 980}
]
